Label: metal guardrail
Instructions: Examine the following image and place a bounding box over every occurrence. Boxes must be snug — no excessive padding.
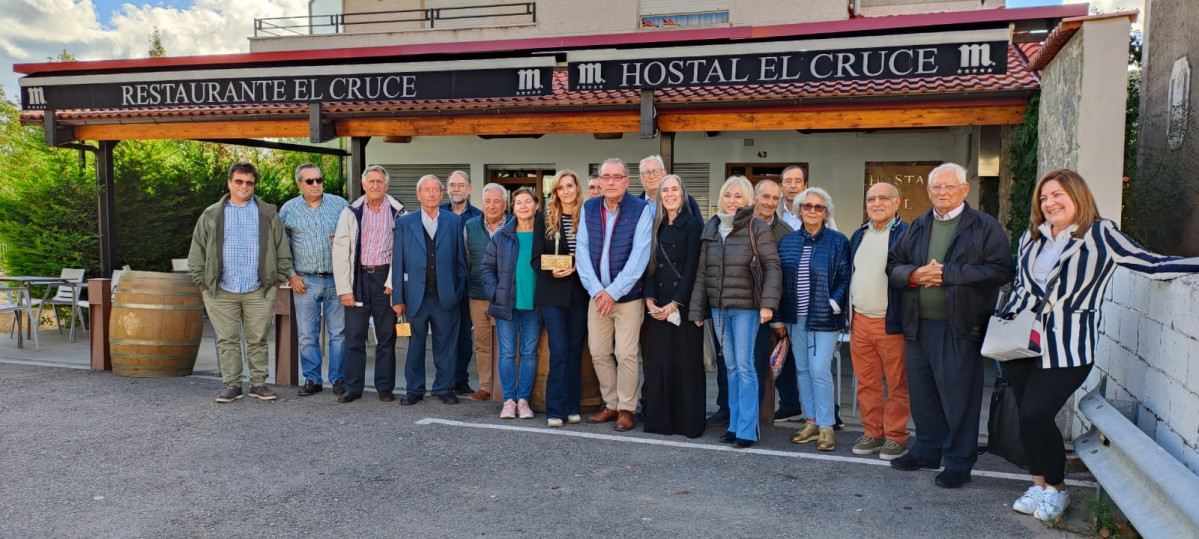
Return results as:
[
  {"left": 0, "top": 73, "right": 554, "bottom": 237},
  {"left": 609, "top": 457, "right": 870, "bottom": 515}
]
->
[
  {"left": 255, "top": 2, "right": 536, "bottom": 37},
  {"left": 1075, "top": 377, "right": 1199, "bottom": 538}
]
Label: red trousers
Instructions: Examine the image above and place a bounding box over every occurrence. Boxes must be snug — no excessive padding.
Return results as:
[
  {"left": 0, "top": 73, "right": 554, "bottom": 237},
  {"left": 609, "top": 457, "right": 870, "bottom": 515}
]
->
[{"left": 850, "top": 313, "right": 910, "bottom": 443}]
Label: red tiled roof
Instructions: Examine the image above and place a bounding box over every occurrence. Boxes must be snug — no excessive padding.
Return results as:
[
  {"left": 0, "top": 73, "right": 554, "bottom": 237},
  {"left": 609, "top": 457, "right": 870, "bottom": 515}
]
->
[{"left": 21, "top": 44, "right": 1040, "bottom": 125}]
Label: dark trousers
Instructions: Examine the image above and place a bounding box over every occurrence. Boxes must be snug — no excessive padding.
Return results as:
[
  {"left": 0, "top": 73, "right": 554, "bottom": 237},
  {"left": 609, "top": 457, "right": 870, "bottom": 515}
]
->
[
  {"left": 453, "top": 294, "right": 473, "bottom": 388},
  {"left": 1004, "top": 358, "right": 1093, "bottom": 485},
  {"left": 715, "top": 326, "right": 800, "bottom": 411},
  {"left": 404, "top": 292, "right": 460, "bottom": 397},
  {"left": 343, "top": 270, "right": 397, "bottom": 394},
  {"left": 542, "top": 305, "right": 587, "bottom": 420},
  {"left": 905, "top": 319, "right": 985, "bottom": 473}
]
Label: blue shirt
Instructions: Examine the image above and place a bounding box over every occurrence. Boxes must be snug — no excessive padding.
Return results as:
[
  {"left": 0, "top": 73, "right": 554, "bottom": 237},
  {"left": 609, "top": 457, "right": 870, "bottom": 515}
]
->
[
  {"left": 575, "top": 199, "right": 654, "bottom": 299},
  {"left": 279, "top": 194, "right": 348, "bottom": 275},
  {"left": 220, "top": 199, "right": 261, "bottom": 293}
]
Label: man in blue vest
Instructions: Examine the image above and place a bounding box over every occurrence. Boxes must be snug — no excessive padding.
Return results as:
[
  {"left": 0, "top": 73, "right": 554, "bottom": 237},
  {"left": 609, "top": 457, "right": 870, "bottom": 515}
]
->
[
  {"left": 577, "top": 157, "right": 654, "bottom": 432},
  {"left": 441, "top": 170, "right": 483, "bottom": 397}
]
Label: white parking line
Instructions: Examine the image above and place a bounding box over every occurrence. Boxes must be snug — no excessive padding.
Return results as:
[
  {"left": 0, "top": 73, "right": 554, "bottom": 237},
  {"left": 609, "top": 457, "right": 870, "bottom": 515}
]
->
[{"left": 415, "top": 417, "right": 1096, "bottom": 487}]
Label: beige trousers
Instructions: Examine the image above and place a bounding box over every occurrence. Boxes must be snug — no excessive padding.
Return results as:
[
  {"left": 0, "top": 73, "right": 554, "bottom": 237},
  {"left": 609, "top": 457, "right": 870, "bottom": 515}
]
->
[
  {"left": 588, "top": 297, "right": 644, "bottom": 412},
  {"left": 205, "top": 287, "right": 276, "bottom": 387},
  {"left": 469, "top": 299, "right": 495, "bottom": 392}
]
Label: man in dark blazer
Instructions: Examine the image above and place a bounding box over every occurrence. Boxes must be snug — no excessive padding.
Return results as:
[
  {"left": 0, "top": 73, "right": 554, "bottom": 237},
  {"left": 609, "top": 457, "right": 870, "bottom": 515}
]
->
[{"left": 392, "top": 174, "right": 469, "bottom": 405}]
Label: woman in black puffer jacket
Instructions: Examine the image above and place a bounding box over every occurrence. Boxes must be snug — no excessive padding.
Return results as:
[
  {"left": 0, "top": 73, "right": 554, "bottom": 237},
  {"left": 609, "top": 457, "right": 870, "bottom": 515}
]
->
[
  {"left": 777, "top": 187, "right": 851, "bottom": 452},
  {"left": 689, "top": 175, "right": 782, "bottom": 448}
]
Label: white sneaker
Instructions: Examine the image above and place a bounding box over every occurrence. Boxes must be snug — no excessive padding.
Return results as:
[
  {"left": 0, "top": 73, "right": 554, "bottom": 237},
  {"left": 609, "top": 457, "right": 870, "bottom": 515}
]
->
[
  {"left": 547, "top": 418, "right": 564, "bottom": 428},
  {"left": 500, "top": 400, "right": 517, "bottom": 419},
  {"left": 1033, "top": 488, "right": 1070, "bottom": 522},
  {"left": 1012, "top": 485, "right": 1046, "bottom": 515},
  {"left": 566, "top": 414, "right": 582, "bottom": 424}
]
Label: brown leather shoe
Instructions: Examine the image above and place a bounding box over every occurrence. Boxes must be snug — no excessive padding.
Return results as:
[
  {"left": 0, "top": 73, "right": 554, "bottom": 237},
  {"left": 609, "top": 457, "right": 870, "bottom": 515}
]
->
[
  {"left": 469, "top": 389, "right": 491, "bottom": 401},
  {"left": 614, "top": 411, "right": 634, "bottom": 431},
  {"left": 586, "top": 407, "right": 619, "bottom": 423}
]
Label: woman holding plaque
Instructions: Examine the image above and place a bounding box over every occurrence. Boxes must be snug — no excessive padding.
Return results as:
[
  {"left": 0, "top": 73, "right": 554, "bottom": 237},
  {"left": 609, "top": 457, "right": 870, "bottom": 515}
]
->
[
  {"left": 481, "top": 188, "right": 542, "bottom": 420},
  {"left": 641, "top": 175, "right": 705, "bottom": 438},
  {"left": 532, "top": 170, "right": 590, "bottom": 428}
]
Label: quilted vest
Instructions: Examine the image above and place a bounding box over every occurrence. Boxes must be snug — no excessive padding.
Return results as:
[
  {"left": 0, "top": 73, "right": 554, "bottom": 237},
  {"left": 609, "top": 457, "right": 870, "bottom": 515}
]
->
[{"left": 584, "top": 193, "right": 646, "bottom": 303}]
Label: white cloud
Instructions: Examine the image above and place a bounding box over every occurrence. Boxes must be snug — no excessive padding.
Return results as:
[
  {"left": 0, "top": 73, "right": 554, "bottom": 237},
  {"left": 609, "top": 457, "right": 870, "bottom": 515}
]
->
[{"left": 0, "top": 0, "right": 305, "bottom": 98}]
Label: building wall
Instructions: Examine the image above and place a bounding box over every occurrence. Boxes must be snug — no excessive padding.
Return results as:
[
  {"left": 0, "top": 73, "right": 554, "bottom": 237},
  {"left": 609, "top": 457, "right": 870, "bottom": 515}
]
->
[
  {"left": 252, "top": 0, "right": 990, "bottom": 52},
  {"left": 363, "top": 128, "right": 976, "bottom": 223},
  {"left": 1136, "top": 0, "right": 1199, "bottom": 255},
  {"left": 1082, "top": 270, "right": 1199, "bottom": 475}
]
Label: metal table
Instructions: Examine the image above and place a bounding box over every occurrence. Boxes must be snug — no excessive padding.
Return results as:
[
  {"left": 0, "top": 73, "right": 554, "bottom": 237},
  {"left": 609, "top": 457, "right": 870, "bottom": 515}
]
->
[{"left": 2, "top": 276, "right": 88, "bottom": 343}]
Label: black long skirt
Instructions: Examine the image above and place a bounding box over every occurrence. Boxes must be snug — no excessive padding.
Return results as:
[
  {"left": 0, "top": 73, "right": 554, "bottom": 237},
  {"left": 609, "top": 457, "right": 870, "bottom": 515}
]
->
[{"left": 641, "top": 313, "right": 706, "bottom": 438}]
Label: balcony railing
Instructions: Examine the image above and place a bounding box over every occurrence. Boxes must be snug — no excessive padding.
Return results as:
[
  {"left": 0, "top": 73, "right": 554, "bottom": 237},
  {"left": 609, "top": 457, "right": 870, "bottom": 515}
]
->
[{"left": 254, "top": 2, "right": 537, "bottom": 38}]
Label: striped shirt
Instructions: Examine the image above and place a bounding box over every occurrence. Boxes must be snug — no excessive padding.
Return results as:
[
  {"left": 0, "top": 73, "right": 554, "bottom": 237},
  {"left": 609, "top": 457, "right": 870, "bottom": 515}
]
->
[
  {"left": 794, "top": 245, "right": 813, "bottom": 317},
  {"left": 359, "top": 200, "right": 394, "bottom": 266},
  {"left": 219, "top": 199, "right": 261, "bottom": 293},
  {"left": 279, "top": 194, "right": 348, "bottom": 275},
  {"left": 559, "top": 214, "right": 578, "bottom": 254}
]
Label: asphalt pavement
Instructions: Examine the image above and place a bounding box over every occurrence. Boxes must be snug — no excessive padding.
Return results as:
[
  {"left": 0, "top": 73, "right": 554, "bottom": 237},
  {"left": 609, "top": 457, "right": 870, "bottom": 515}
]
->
[{"left": 0, "top": 363, "right": 1087, "bottom": 538}]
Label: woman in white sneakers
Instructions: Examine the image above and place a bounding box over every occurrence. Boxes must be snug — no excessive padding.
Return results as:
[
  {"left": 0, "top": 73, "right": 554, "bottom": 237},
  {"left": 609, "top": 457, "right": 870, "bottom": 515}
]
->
[{"left": 1000, "top": 169, "right": 1199, "bottom": 522}]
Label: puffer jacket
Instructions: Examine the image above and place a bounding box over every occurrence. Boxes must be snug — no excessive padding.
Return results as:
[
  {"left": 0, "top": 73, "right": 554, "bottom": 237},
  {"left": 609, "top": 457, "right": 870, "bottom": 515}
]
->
[
  {"left": 775, "top": 224, "right": 851, "bottom": 331},
  {"left": 479, "top": 216, "right": 537, "bottom": 321},
  {"left": 689, "top": 206, "right": 782, "bottom": 319}
]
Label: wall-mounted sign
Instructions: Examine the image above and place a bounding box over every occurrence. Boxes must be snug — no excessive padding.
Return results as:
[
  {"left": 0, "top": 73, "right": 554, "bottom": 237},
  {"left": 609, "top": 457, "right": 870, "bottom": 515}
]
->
[
  {"left": 20, "top": 62, "right": 553, "bottom": 111},
  {"left": 863, "top": 162, "right": 939, "bottom": 224},
  {"left": 568, "top": 29, "right": 1009, "bottom": 91}
]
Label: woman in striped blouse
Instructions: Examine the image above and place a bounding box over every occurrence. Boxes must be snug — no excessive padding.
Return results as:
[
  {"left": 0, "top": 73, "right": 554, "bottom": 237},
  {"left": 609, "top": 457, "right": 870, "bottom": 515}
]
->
[
  {"left": 776, "top": 187, "right": 851, "bottom": 452},
  {"left": 1000, "top": 169, "right": 1199, "bottom": 522}
]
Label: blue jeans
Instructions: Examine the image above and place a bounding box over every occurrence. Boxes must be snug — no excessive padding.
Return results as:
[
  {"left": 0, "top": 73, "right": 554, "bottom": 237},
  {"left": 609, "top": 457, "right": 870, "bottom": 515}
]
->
[
  {"left": 292, "top": 274, "right": 345, "bottom": 384},
  {"left": 787, "top": 318, "right": 838, "bottom": 428},
  {"left": 496, "top": 309, "right": 542, "bottom": 402},
  {"left": 712, "top": 307, "right": 760, "bottom": 441},
  {"left": 542, "top": 305, "right": 587, "bottom": 420}
]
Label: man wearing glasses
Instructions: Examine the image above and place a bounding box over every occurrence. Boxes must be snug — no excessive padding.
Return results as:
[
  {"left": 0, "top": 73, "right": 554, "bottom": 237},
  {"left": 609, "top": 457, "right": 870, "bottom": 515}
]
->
[
  {"left": 586, "top": 174, "right": 603, "bottom": 200},
  {"left": 886, "top": 162, "right": 1014, "bottom": 488},
  {"left": 440, "top": 171, "right": 484, "bottom": 397},
  {"left": 637, "top": 155, "right": 702, "bottom": 217},
  {"left": 577, "top": 158, "right": 654, "bottom": 432},
  {"left": 847, "top": 182, "right": 911, "bottom": 461},
  {"left": 188, "top": 161, "right": 292, "bottom": 404},
  {"left": 280, "top": 164, "right": 349, "bottom": 397}
]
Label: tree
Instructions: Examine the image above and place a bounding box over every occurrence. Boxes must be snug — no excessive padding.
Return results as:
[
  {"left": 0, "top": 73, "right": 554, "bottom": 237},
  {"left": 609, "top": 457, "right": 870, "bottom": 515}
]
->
[
  {"left": 48, "top": 50, "right": 77, "bottom": 62},
  {"left": 148, "top": 28, "right": 167, "bottom": 58}
]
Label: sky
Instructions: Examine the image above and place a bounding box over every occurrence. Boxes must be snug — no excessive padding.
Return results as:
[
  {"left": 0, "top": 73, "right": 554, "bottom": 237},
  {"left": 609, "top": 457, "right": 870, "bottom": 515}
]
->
[{"left": 0, "top": 0, "right": 1143, "bottom": 102}]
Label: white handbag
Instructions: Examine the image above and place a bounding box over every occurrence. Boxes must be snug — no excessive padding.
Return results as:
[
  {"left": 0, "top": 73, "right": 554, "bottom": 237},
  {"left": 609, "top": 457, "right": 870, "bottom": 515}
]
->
[{"left": 981, "top": 309, "right": 1044, "bottom": 361}]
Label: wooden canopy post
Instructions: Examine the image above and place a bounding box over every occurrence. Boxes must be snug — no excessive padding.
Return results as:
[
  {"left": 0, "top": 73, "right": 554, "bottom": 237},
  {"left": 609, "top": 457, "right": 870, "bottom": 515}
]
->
[
  {"left": 348, "top": 136, "right": 371, "bottom": 200},
  {"left": 97, "top": 140, "right": 118, "bottom": 277}
]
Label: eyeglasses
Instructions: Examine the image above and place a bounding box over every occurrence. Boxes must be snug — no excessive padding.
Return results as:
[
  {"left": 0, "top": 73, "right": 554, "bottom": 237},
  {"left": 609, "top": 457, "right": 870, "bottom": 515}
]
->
[
  {"left": 866, "top": 195, "right": 895, "bottom": 203},
  {"left": 638, "top": 168, "right": 665, "bottom": 177},
  {"left": 800, "top": 203, "right": 827, "bottom": 213},
  {"left": 587, "top": 185, "right": 603, "bottom": 191},
  {"left": 232, "top": 179, "right": 256, "bottom": 187},
  {"left": 929, "top": 184, "right": 963, "bottom": 193},
  {"left": 303, "top": 178, "right": 323, "bottom": 185},
  {"left": 599, "top": 174, "right": 627, "bottom": 182}
]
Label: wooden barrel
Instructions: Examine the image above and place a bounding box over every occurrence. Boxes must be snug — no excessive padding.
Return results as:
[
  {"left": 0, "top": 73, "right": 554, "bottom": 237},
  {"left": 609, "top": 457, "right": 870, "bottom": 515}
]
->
[
  {"left": 529, "top": 329, "right": 601, "bottom": 414},
  {"left": 109, "top": 271, "right": 205, "bottom": 377}
]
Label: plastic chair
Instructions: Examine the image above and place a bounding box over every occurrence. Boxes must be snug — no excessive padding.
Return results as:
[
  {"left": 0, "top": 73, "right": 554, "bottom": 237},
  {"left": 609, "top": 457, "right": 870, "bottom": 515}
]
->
[
  {"left": 110, "top": 269, "right": 124, "bottom": 300},
  {"left": 2, "top": 286, "right": 39, "bottom": 350},
  {"left": 30, "top": 268, "right": 86, "bottom": 340},
  {"left": 171, "top": 259, "right": 189, "bottom": 272}
]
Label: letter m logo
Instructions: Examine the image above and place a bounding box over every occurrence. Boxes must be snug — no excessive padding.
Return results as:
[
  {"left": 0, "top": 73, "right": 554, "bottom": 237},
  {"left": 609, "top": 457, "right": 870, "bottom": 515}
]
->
[
  {"left": 517, "top": 69, "right": 542, "bottom": 94},
  {"left": 958, "top": 44, "right": 994, "bottom": 69},
  {"left": 576, "top": 63, "right": 605, "bottom": 87},
  {"left": 25, "top": 87, "right": 47, "bottom": 108}
]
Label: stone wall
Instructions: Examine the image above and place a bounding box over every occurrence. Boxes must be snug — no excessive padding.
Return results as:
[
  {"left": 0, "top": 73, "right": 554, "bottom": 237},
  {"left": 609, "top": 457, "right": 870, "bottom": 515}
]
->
[{"left": 1079, "top": 268, "right": 1199, "bottom": 475}]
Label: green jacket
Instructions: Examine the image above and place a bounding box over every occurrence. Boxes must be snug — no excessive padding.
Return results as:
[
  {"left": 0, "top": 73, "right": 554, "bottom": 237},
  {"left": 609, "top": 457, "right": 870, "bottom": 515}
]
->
[{"left": 187, "top": 194, "right": 292, "bottom": 297}]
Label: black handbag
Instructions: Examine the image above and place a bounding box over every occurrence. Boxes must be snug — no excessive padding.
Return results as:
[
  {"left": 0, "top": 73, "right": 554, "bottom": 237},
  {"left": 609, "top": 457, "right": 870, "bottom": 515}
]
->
[{"left": 985, "top": 376, "right": 1029, "bottom": 469}]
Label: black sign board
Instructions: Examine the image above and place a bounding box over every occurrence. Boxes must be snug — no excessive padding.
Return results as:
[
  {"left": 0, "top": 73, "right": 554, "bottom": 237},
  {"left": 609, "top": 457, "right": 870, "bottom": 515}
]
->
[
  {"left": 21, "top": 66, "right": 552, "bottom": 111},
  {"left": 568, "top": 41, "right": 1008, "bottom": 91}
]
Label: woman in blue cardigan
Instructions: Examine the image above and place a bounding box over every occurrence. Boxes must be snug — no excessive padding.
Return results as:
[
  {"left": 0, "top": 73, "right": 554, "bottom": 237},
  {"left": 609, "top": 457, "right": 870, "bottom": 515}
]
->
[
  {"left": 1000, "top": 169, "right": 1199, "bottom": 522},
  {"left": 777, "top": 187, "right": 851, "bottom": 452},
  {"left": 481, "top": 188, "right": 542, "bottom": 420}
]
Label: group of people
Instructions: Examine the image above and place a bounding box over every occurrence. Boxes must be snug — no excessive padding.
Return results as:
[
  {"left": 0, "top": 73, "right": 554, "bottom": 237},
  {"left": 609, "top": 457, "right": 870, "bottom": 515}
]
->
[{"left": 188, "top": 157, "right": 1199, "bottom": 524}]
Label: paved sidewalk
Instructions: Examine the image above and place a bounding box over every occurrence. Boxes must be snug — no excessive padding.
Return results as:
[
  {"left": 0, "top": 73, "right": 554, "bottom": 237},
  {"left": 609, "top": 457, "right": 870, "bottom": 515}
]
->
[{"left": 0, "top": 362, "right": 1090, "bottom": 537}]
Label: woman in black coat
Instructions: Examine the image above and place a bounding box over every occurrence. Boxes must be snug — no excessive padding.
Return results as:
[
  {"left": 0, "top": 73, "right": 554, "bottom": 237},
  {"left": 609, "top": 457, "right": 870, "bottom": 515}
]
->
[{"left": 641, "top": 175, "right": 705, "bottom": 438}]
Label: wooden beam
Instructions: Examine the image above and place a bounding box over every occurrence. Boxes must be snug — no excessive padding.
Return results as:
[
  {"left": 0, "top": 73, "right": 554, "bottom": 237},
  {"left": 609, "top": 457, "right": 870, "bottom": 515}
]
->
[
  {"left": 657, "top": 105, "right": 1027, "bottom": 132},
  {"left": 338, "top": 112, "right": 640, "bottom": 137},
  {"left": 74, "top": 120, "right": 309, "bottom": 141}
]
